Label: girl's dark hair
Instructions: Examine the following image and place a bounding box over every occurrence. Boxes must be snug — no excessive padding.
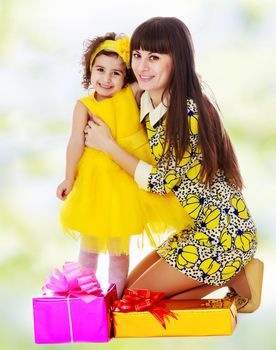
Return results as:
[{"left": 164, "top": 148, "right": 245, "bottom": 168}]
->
[
  {"left": 82, "top": 32, "right": 135, "bottom": 89},
  {"left": 131, "top": 17, "right": 243, "bottom": 189}
]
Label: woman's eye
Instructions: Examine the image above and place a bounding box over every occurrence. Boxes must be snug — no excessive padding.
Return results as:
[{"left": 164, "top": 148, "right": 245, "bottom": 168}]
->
[
  {"left": 132, "top": 52, "right": 140, "bottom": 59},
  {"left": 149, "top": 55, "right": 159, "bottom": 61}
]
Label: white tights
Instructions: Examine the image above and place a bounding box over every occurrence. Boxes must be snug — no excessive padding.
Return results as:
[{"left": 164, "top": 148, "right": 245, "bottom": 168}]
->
[
  {"left": 108, "top": 254, "right": 129, "bottom": 299},
  {"left": 78, "top": 249, "right": 129, "bottom": 299},
  {"left": 78, "top": 249, "right": 99, "bottom": 271}
]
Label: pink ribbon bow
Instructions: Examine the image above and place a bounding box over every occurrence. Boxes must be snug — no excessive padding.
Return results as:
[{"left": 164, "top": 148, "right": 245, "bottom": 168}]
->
[{"left": 42, "top": 261, "right": 103, "bottom": 303}]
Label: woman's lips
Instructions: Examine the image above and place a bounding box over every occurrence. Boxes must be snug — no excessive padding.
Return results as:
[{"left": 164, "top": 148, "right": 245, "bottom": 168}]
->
[{"left": 138, "top": 74, "right": 154, "bottom": 82}]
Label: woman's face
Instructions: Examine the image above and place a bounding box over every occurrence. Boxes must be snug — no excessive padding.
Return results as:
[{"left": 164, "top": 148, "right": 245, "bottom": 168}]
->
[{"left": 131, "top": 49, "right": 173, "bottom": 103}]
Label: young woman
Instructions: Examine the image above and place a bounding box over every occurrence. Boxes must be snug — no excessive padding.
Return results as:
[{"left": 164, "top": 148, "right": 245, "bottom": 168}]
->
[{"left": 84, "top": 17, "right": 263, "bottom": 312}]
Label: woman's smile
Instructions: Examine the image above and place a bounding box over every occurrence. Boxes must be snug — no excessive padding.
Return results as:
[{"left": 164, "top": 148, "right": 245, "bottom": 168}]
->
[{"left": 131, "top": 49, "right": 172, "bottom": 104}]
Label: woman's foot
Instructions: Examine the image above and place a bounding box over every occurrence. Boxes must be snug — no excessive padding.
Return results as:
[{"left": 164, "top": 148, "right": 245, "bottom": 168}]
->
[{"left": 229, "top": 258, "right": 264, "bottom": 313}]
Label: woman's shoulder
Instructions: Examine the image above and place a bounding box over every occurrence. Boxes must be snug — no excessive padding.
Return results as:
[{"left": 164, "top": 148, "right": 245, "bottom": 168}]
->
[
  {"left": 186, "top": 98, "right": 199, "bottom": 135},
  {"left": 130, "top": 82, "right": 143, "bottom": 105},
  {"left": 187, "top": 98, "right": 198, "bottom": 115}
]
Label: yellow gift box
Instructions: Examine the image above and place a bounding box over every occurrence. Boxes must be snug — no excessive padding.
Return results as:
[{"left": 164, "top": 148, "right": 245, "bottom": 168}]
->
[{"left": 113, "top": 298, "right": 237, "bottom": 337}]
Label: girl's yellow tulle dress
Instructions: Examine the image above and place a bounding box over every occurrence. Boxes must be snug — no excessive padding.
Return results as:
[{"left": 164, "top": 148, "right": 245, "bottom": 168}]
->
[{"left": 60, "top": 85, "right": 192, "bottom": 254}]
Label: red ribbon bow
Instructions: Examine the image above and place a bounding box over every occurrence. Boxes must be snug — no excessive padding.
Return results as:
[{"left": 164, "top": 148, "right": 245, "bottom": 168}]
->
[
  {"left": 114, "top": 289, "right": 177, "bottom": 329},
  {"left": 42, "top": 261, "right": 103, "bottom": 303}
]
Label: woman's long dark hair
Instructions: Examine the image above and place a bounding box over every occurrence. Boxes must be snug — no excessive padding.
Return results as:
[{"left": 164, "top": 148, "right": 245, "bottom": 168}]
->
[{"left": 131, "top": 17, "right": 243, "bottom": 189}]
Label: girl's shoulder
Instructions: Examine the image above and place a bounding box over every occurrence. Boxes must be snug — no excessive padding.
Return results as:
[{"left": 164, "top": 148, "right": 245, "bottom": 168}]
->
[{"left": 78, "top": 91, "right": 95, "bottom": 108}]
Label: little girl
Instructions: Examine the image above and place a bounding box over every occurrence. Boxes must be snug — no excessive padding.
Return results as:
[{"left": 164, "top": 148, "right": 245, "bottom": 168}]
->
[{"left": 56, "top": 33, "right": 192, "bottom": 297}]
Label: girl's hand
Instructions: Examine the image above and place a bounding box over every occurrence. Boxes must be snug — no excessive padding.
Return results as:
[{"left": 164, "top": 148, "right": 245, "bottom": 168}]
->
[
  {"left": 85, "top": 115, "right": 114, "bottom": 153},
  {"left": 56, "top": 179, "right": 73, "bottom": 200}
]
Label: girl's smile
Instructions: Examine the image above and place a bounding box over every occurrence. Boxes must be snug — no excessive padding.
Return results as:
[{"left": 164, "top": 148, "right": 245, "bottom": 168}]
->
[{"left": 91, "top": 54, "right": 126, "bottom": 100}]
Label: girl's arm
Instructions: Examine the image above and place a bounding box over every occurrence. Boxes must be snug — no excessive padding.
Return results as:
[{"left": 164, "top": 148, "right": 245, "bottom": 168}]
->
[{"left": 57, "top": 101, "right": 88, "bottom": 200}]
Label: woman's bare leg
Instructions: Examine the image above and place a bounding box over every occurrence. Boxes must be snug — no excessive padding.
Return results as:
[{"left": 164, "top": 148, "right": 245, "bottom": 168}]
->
[
  {"left": 170, "top": 268, "right": 251, "bottom": 300},
  {"left": 226, "top": 268, "right": 251, "bottom": 298},
  {"left": 170, "top": 284, "right": 221, "bottom": 299},
  {"left": 127, "top": 250, "right": 251, "bottom": 299},
  {"left": 126, "top": 250, "right": 160, "bottom": 288},
  {"left": 128, "top": 257, "right": 203, "bottom": 297}
]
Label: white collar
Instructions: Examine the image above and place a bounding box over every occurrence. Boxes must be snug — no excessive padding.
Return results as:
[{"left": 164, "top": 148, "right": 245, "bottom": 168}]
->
[{"left": 140, "top": 91, "right": 167, "bottom": 126}]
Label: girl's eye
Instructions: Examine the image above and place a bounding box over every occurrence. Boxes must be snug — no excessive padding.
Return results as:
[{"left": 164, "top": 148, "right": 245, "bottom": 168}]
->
[
  {"left": 113, "top": 71, "right": 121, "bottom": 76},
  {"left": 96, "top": 68, "right": 104, "bottom": 72}
]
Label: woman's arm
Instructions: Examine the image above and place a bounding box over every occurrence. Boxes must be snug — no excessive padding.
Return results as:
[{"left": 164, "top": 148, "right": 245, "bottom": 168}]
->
[
  {"left": 57, "top": 101, "right": 88, "bottom": 200},
  {"left": 104, "top": 138, "right": 139, "bottom": 176},
  {"left": 84, "top": 116, "right": 184, "bottom": 195},
  {"left": 85, "top": 116, "right": 140, "bottom": 177},
  {"left": 85, "top": 115, "right": 196, "bottom": 196}
]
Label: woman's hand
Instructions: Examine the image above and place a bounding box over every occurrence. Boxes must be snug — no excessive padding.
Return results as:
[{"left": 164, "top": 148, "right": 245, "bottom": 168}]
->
[
  {"left": 84, "top": 115, "right": 114, "bottom": 153},
  {"left": 56, "top": 179, "right": 73, "bottom": 200},
  {"left": 85, "top": 114, "right": 140, "bottom": 177}
]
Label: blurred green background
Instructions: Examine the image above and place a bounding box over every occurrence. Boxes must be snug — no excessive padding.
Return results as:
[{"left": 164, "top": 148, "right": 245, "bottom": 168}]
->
[{"left": 0, "top": 0, "right": 275, "bottom": 349}]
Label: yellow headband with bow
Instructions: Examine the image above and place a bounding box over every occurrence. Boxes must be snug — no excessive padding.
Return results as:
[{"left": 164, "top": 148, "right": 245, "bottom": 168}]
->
[{"left": 89, "top": 37, "right": 130, "bottom": 72}]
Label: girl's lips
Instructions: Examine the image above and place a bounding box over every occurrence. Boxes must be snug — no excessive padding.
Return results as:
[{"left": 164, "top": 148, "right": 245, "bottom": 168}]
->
[{"left": 98, "top": 83, "right": 113, "bottom": 90}]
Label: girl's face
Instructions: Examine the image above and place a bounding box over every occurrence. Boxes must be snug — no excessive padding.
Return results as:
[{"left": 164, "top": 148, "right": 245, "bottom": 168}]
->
[
  {"left": 91, "top": 54, "right": 126, "bottom": 100},
  {"left": 131, "top": 49, "right": 173, "bottom": 104}
]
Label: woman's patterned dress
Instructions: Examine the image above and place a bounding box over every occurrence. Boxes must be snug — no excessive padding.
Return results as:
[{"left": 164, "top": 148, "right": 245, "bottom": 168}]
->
[{"left": 144, "top": 99, "right": 258, "bottom": 286}]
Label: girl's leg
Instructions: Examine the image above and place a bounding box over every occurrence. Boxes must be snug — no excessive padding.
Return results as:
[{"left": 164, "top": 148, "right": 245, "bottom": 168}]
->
[
  {"left": 78, "top": 236, "right": 99, "bottom": 272},
  {"left": 126, "top": 250, "right": 160, "bottom": 288},
  {"left": 128, "top": 257, "right": 204, "bottom": 297},
  {"left": 78, "top": 249, "right": 99, "bottom": 271},
  {"left": 107, "top": 238, "right": 130, "bottom": 298},
  {"left": 108, "top": 254, "right": 129, "bottom": 299}
]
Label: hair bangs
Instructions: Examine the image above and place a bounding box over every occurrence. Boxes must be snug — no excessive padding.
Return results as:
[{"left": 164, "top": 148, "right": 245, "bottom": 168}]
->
[{"left": 131, "top": 19, "right": 171, "bottom": 54}]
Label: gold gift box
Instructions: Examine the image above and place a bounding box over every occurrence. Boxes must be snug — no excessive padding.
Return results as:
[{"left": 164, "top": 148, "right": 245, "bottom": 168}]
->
[{"left": 113, "top": 298, "right": 237, "bottom": 337}]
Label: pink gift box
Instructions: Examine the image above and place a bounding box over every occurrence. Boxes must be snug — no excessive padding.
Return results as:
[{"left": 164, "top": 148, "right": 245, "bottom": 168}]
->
[{"left": 33, "top": 283, "right": 117, "bottom": 343}]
